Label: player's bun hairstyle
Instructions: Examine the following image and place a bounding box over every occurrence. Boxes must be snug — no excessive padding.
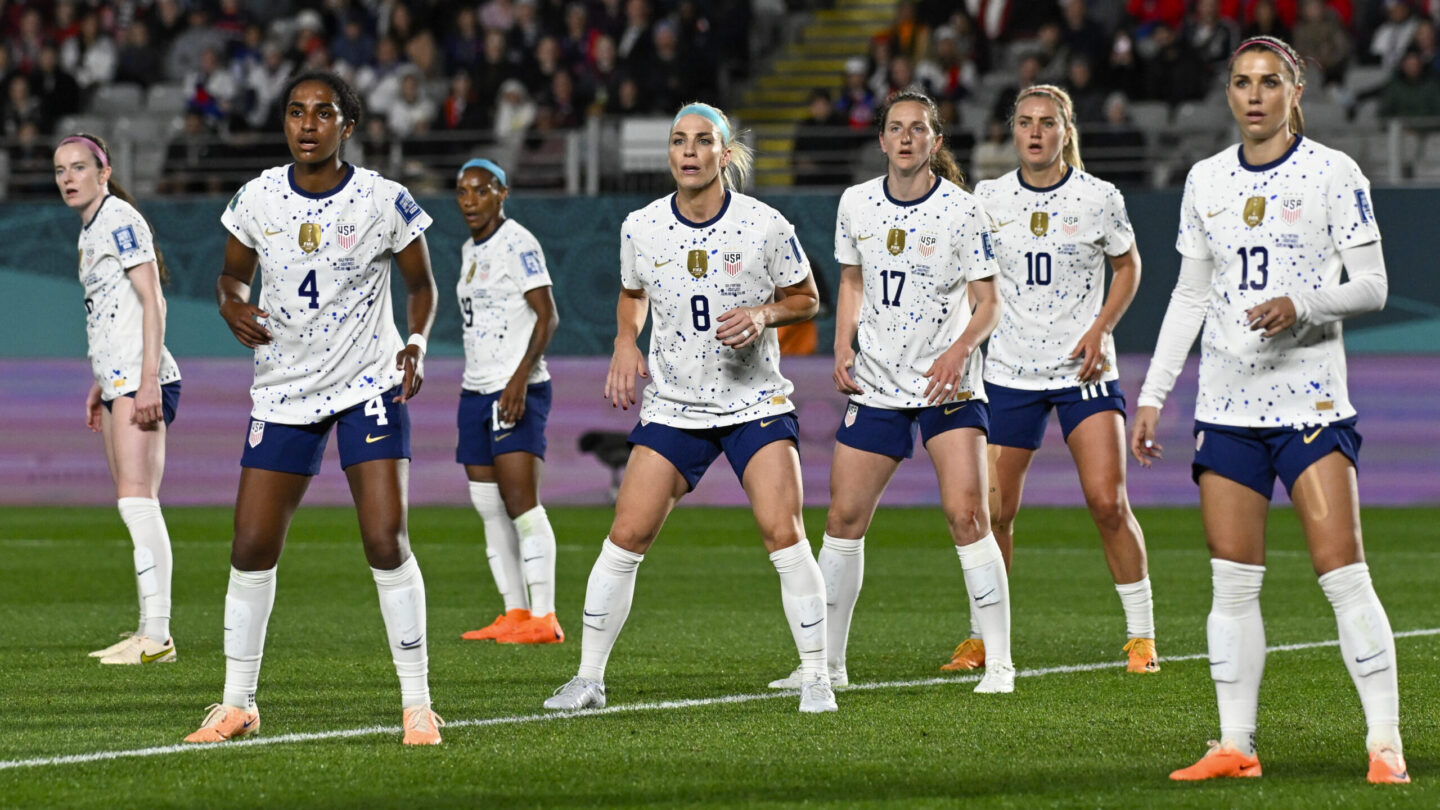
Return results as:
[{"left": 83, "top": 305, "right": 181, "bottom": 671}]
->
[
  {"left": 1228, "top": 36, "right": 1305, "bottom": 135},
  {"left": 1011, "top": 85, "right": 1084, "bottom": 172},
  {"left": 282, "top": 70, "right": 365, "bottom": 157},
  {"left": 672, "top": 102, "right": 753, "bottom": 190},
  {"left": 876, "top": 90, "right": 968, "bottom": 191},
  {"left": 60, "top": 132, "right": 169, "bottom": 285}
]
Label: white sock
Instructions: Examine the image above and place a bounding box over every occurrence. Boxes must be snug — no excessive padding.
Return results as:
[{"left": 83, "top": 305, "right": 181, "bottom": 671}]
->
[
  {"left": 818, "top": 534, "right": 864, "bottom": 672},
  {"left": 515, "top": 504, "right": 558, "bottom": 617},
  {"left": 468, "top": 482, "right": 529, "bottom": 613},
  {"left": 967, "top": 604, "right": 982, "bottom": 640},
  {"left": 577, "top": 538, "right": 643, "bottom": 682},
  {"left": 956, "top": 534, "right": 1011, "bottom": 667},
  {"left": 1209, "top": 558, "right": 1266, "bottom": 756},
  {"left": 771, "top": 540, "right": 828, "bottom": 679},
  {"left": 372, "top": 555, "right": 430, "bottom": 708},
  {"left": 1318, "top": 562, "right": 1402, "bottom": 754},
  {"left": 223, "top": 566, "right": 276, "bottom": 710},
  {"left": 1115, "top": 576, "right": 1156, "bottom": 639},
  {"left": 118, "top": 497, "right": 173, "bottom": 641}
]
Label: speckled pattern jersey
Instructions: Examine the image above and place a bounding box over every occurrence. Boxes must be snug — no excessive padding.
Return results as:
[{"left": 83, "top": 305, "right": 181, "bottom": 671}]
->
[
  {"left": 1175, "top": 136, "right": 1380, "bottom": 428},
  {"left": 620, "top": 190, "right": 809, "bottom": 429},
  {"left": 833, "top": 175, "right": 999, "bottom": 409},
  {"left": 457, "top": 218, "right": 552, "bottom": 394},
  {"left": 976, "top": 167, "right": 1134, "bottom": 390},
  {"left": 77, "top": 195, "right": 181, "bottom": 400},
  {"left": 221, "top": 163, "right": 431, "bottom": 424}
]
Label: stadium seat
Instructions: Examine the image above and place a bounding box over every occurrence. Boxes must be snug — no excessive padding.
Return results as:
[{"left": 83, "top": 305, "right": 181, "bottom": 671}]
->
[
  {"left": 1303, "top": 102, "right": 1347, "bottom": 134},
  {"left": 619, "top": 118, "right": 675, "bottom": 173},
  {"left": 1128, "top": 101, "right": 1170, "bottom": 134},
  {"left": 147, "top": 84, "right": 188, "bottom": 116},
  {"left": 89, "top": 84, "right": 145, "bottom": 117},
  {"left": 56, "top": 114, "right": 108, "bottom": 137},
  {"left": 1345, "top": 65, "right": 1390, "bottom": 97},
  {"left": 1173, "top": 101, "right": 1230, "bottom": 132}
]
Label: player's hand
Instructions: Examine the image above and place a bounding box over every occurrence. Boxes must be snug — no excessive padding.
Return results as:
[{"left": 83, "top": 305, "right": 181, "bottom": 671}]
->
[
  {"left": 921, "top": 343, "right": 972, "bottom": 405},
  {"left": 498, "top": 375, "right": 528, "bottom": 424},
  {"left": 131, "top": 379, "right": 163, "bottom": 430},
  {"left": 219, "top": 299, "right": 272, "bottom": 348},
  {"left": 1245, "top": 296, "right": 1297, "bottom": 338},
  {"left": 84, "top": 383, "right": 104, "bottom": 433},
  {"left": 393, "top": 345, "right": 424, "bottom": 403},
  {"left": 716, "top": 306, "right": 766, "bottom": 349},
  {"left": 833, "top": 345, "right": 863, "bottom": 395},
  {"left": 1069, "top": 325, "right": 1109, "bottom": 384},
  {"left": 605, "top": 340, "right": 648, "bottom": 410},
  {"left": 1130, "top": 405, "right": 1163, "bottom": 467}
]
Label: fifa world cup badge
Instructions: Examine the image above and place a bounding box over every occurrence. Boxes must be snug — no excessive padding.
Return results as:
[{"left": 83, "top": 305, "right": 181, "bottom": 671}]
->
[
  {"left": 298, "top": 223, "right": 322, "bottom": 253},
  {"left": 1030, "top": 211, "right": 1049, "bottom": 236},
  {"left": 1243, "top": 196, "right": 1266, "bottom": 228},
  {"left": 886, "top": 228, "right": 906, "bottom": 255},
  {"left": 687, "top": 249, "right": 708, "bottom": 278}
]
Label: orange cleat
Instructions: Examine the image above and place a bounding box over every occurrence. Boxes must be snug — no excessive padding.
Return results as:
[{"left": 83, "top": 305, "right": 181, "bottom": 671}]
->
[
  {"left": 1367, "top": 746, "right": 1411, "bottom": 784},
  {"left": 1170, "top": 741, "right": 1262, "bottom": 781},
  {"left": 461, "top": 608, "right": 531, "bottom": 641},
  {"left": 940, "top": 638, "right": 985, "bottom": 671},
  {"left": 402, "top": 704, "right": 445, "bottom": 745},
  {"left": 1124, "top": 637, "right": 1160, "bottom": 673},
  {"left": 497, "top": 612, "right": 565, "bottom": 644},
  {"left": 184, "top": 703, "right": 260, "bottom": 743}
]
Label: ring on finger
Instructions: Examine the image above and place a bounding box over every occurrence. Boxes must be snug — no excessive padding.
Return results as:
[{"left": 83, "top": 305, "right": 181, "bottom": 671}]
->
[
  {"left": 740, "top": 328, "right": 751, "bottom": 339},
  {"left": 942, "top": 383, "right": 953, "bottom": 390}
]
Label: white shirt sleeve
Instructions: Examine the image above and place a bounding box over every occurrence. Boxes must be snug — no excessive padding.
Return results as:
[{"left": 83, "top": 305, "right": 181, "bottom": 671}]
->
[
  {"left": 1292, "top": 241, "right": 1388, "bottom": 326},
  {"left": 514, "top": 230, "right": 553, "bottom": 293},
  {"left": 1137, "top": 255, "right": 1214, "bottom": 410},
  {"left": 220, "top": 182, "right": 257, "bottom": 248},
  {"left": 386, "top": 184, "right": 431, "bottom": 252},
  {"left": 767, "top": 217, "right": 810, "bottom": 288},
  {"left": 1174, "top": 168, "right": 1211, "bottom": 261},
  {"left": 1100, "top": 185, "right": 1136, "bottom": 258},
  {"left": 619, "top": 218, "right": 641, "bottom": 291},
  {"left": 834, "top": 190, "right": 861, "bottom": 266}
]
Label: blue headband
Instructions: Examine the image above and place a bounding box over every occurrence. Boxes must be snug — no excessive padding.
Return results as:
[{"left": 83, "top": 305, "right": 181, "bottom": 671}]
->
[
  {"left": 672, "top": 103, "right": 731, "bottom": 143},
  {"left": 457, "top": 158, "right": 507, "bottom": 187}
]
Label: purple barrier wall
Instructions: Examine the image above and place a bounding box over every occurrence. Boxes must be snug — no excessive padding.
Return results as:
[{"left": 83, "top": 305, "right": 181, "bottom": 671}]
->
[{"left": 2, "top": 356, "right": 1435, "bottom": 507}]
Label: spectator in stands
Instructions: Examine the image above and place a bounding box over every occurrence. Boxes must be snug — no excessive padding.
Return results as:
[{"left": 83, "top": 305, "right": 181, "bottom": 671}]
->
[
  {"left": 1084, "top": 92, "right": 1147, "bottom": 186},
  {"left": 436, "top": 71, "right": 488, "bottom": 134},
  {"left": 559, "top": 2, "right": 595, "bottom": 69},
  {"left": 3, "top": 72, "right": 42, "bottom": 136},
  {"left": 1061, "top": 0, "right": 1111, "bottom": 70},
  {"left": 1185, "top": 0, "right": 1242, "bottom": 74},
  {"left": 882, "top": 1, "right": 932, "bottom": 60},
  {"left": 494, "top": 78, "right": 536, "bottom": 168},
  {"left": 874, "top": 55, "right": 928, "bottom": 105},
  {"left": 361, "top": 114, "right": 395, "bottom": 173},
  {"left": 1128, "top": 0, "right": 1186, "bottom": 36},
  {"left": 526, "top": 35, "right": 566, "bottom": 98},
  {"left": 445, "top": 7, "right": 486, "bottom": 73},
  {"left": 161, "top": 108, "right": 228, "bottom": 195},
  {"left": 113, "top": 21, "right": 164, "bottom": 90},
  {"left": 360, "top": 36, "right": 408, "bottom": 118},
  {"left": 10, "top": 7, "right": 44, "bottom": 73},
  {"left": 406, "top": 30, "right": 441, "bottom": 80},
  {"left": 511, "top": 0, "right": 545, "bottom": 64},
  {"left": 1066, "top": 57, "right": 1108, "bottom": 123},
  {"left": 648, "top": 22, "right": 697, "bottom": 114},
  {"left": 386, "top": 68, "right": 437, "bottom": 138},
  {"left": 49, "top": 1, "right": 80, "bottom": 47},
  {"left": 931, "top": 26, "right": 976, "bottom": 101},
  {"left": 1023, "top": 21, "right": 1073, "bottom": 84},
  {"left": 61, "top": 9, "right": 116, "bottom": 96},
  {"left": 332, "top": 13, "right": 378, "bottom": 71},
  {"left": 213, "top": 0, "right": 248, "bottom": 39},
  {"left": 991, "top": 53, "right": 1042, "bottom": 125},
  {"left": 1243, "top": 1, "right": 1291, "bottom": 42},
  {"left": 592, "top": 0, "right": 626, "bottom": 40},
  {"left": 1293, "top": 0, "right": 1353, "bottom": 86},
  {"left": 1414, "top": 19, "right": 1440, "bottom": 76},
  {"left": 577, "top": 34, "right": 621, "bottom": 111},
  {"left": 615, "top": 0, "right": 654, "bottom": 75},
  {"left": 1106, "top": 26, "right": 1145, "bottom": 100},
  {"left": 835, "top": 58, "right": 878, "bottom": 131},
  {"left": 150, "top": 0, "right": 187, "bottom": 58},
  {"left": 537, "top": 68, "right": 584, "bottom": 129},
  {"left": 6, "top": 119, "right": 51, "bottom": 197},
  {"left": 1371, "top": 0, "right": 1421, "bottom": 73},
  {"left": 185, "top": 47, "right": 239, "bottom": 126},
  {"left": 386, "top": 4, "right": 419, "bottom": 44},
  {"left": 793, "top": 88, "right": 853, "bottom": 187},
  {"left": 31, "top": 42, "right": 80, "bottom": 130},
  {"left": 482, "top": 0, "right": 519, "bottom": 33},
  {"left": 607, "top": 75, "right": 646, "bottom": 115},
  {"left": 972, "top": 117, "right": 1017, "bottom": 181},
  {"left": 245, "top": 42, "right": 293, "bottom": 131},
  {"left": 1140, "top": 24, "right": 1208, "bottom": 102},
  {"left": 167, "top": 7, "right": 228, "bottom": 82},
  {"left": 1380, "top": 47, "right": 1440, "bottom": 123},
  {"left": 476, "top": 29, "right": 522, "bottom": 115}
]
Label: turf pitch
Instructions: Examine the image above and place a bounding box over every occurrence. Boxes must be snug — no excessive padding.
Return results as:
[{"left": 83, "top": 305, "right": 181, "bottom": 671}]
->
[{"left": 1, "top": 505, "right": 1435, "bottom": 808}]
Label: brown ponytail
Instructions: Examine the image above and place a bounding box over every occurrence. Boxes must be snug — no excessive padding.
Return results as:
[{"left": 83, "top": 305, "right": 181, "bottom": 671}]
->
[
  {"left": 1012, "top": 84, "right": 1085, "bottom": 172},
  {"left": 1228, "top": 36, "right": 1306, "bottom": 135},
  {"left": 64, "top": 132, "right": 170, "bottom": 284},
  {"left": 876, "top": 90, "right": 970, "bottom": 191}
]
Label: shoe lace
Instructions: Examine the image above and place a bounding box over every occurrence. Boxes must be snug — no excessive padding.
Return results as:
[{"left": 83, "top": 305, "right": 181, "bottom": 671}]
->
[
  {"left": 951, "top": 638, "right": 980, "bottom": 657},
  {"left": 198, "top": 703, "right": 227, "bottom": 728},
  {"left": 801, "top": 678, "right": 834, "bottom": 700},
  {"left": 553, "top": 676, "right": 590, "bottom": 697},
  {"left": 1372, "top": 745, "right": 1404, "bottom": 769},
  {"left": 406, "top": 707, "right": 444, "bottom": 734}
]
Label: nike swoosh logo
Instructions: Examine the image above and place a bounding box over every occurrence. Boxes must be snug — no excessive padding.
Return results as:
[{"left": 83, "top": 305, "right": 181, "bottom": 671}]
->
[
  {"left": 241, "top": 717, "right": 257, "bottom": 730},
  {"left": 1355, "top": 649, "right": 1386, "bottom": 664},
  {"left": 944, "top": 404, "right": 968, "bottom": 415},
  {"left": 583, "top": 610, "right": 608, "bottom": 617},
  {"left": 140, "top": 646, "right": 172, "bottom": 663},
  {"left": 800, "top": 619, "right": 822, "bottom": 629},
  {"left": 264, "top": 227, "right": 284, "bottom": 235},
  {"left": 995, "top": 220, "right": 1013, "bottom": 228},
  {"left": 523, "top": 556, "right": 543, "bottom": 562},
  {"left": 1302, "top": 428, "right": 1323, "bottom": 444},
  {"left": 136, "top": 565, "right": 156, "bottom": 576},
  {"left": 653, "top": 259, "right": 672, "bottom": 267},
  {"left": 973, "top": 588, "right": 995, "bottom": 602},
  {"left": 494, "top": 431, "right": 513, "bottom": 440},
  {"left": 759, "top": 418, "right": 780, "bottom": 428},
  {"left": 400, "top": 636, "right": 424, "bottom": 649},
  {"left": 857, "top": 234, "right": 874, "bottom": 241},
  {"left": 365, "top": 433, "right": 390, "bottom": 444},
  {"left": 1208, "top": 660, "right": 1228, "bottom": 667},
  {"left": 1205, "top": 209, "right": 1225, "bottom": 218}
]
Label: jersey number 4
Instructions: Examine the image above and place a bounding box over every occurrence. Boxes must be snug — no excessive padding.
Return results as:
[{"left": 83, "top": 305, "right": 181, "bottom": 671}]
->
[
  {"left": 1236, "top": 246, "right": 1268, "bottom": 290},
  {"left": 298, "top": 270, "right": 320, "bottom": 309}
]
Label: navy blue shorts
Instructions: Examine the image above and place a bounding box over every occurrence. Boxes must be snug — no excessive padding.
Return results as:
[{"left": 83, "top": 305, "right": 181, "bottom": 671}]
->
[
  {"left": 241, "top": 386, "right": 412, "bottom": 476},
  {"left": 834, "top": 399, "right": 990, "bottom": 460},
  {"left": 628, "top": 412, "right": 799, "bottom": 491},
  {"left": 986, "top": 381, "right": 1125, "bottom": 451},
  {"left": 103, "top": 381, "right": 181, "bottom": 426},
  {"left": 456, "top": 382, "right": 552, "bottom": 465},
  {"left": 1192, "top": 417, "right": 1362, "bottom": 499}
]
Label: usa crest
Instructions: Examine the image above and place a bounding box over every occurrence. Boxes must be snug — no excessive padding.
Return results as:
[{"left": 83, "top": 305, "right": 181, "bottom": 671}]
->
[
  {"left": 723, "top": 251, "right": 742, "bottom": 277},
  {"left": 917, "top": 233, "right": 937, "bottom": 258},
  {"left": 248, "top": 420, "right": 265, "bottom": 448},
  {"left": 1061, "top": 213, "right": 1079, "bottom": 236},
  {"left": 886, "top": 228, "right": 907, "bottom": 255},
  {"left": 1243, "top": 196, "right": 1266, "bottom": 228},
  {"left": 1030, "top": 212, "right": 1049, "bottom": 237},
  {"left": 298, "top": 223, "right": 322, "bottom": 253},
  {"left": 1279, "top": 195, "right": 1303, "bottom": 224},
  {"left": 844, "top": 403, "right": 858, "bottom": 428},
  {"left": 336, "top": 222, "right": 357, "bottom": 250},
  {"left": 687, "top": 249, "right": 708, "bottom": 278}
]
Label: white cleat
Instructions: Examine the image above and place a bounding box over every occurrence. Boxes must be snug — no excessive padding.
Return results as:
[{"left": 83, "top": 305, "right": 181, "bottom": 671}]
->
[
  {"left": 99, "top": 635, "right": 175, "bottom": 665},
  {"left": 89, "top": 632, "right": 138, "bottom": 658},
  {"left": 973, "top": 662, "right": 1015, "bottom": 694},
  {"left": 798, "top": 674, "right": 838, "bottom": 713},
  {"left": 768, "top": 667, "right": 849, "bottom": 690},
  {"left": 543, "top": 676, "right": 606, "bottom": 710}
]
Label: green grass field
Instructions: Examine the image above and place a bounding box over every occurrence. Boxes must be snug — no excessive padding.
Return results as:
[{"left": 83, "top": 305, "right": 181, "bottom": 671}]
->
[{"left": 1, "top": 505, "right": 1435, "bottom": 808}]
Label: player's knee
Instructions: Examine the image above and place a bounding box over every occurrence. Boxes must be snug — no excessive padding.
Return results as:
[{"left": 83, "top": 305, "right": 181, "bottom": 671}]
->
[
  {"left": 825, "top": 508, "right": 869, "bottom": 540},
  {"left": 498, "top": 482, "right": 538, "bottom": 518},
  {"left": 607, "top": 524, "right": 657, "bottom": 554},
  {"left": 945, "top": 505, "right": 986, "bottom": 544},
  {"left": 1086, "top": 493, "right": 1129, "bottom": 535},
  {"left": 761, "top": 522, "right": 805, "bottom": 549}
]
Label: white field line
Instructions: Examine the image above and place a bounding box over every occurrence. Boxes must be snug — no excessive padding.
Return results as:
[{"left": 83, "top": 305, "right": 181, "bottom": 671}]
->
[{"left": 3, "top": 627, "right": 1437, "bottom": 772}]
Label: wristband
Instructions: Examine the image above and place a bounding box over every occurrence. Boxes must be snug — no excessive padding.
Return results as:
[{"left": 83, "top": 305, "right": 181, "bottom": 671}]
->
[{"left": 406, "top": 333, "right": 427, "bottom": 356}]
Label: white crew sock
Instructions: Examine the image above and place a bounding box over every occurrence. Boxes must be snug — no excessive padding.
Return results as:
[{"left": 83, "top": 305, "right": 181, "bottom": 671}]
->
[
  {"left": 372, "top": 555, "right": 430, "bottom": 708},
  {"left": 818, "top": 534, "right": 864, "bottom": 672},
  {"left": 118, "top": 497, "right": 173, "bottom": 641},
  {"left": 1208, "top": 558, "right": 1266, "bottom": 756},
  {"left": 515, "top": 505, "right": 558, "bottom": 617},
  {"left": 956, "top": 534, "right": 1011, "bottom": 667},
  {"left": 577, "top": 538, "right": 643, "bottom": 682},
  {"left": 771, "top": 540, "right": 828, "bottom": 679},
  {"left": 223, "top": 566, "right": 276, "bottom": 710},
  {"left": 967, "top": 605, "right": 982, "bottom": 640},
  {"left": 1318, "top": 562, "right": 1402, "bottom": 754},
  {"left": 1115, "top": 576, "right": 1156, "bottom": 639},
  {"left": 468, "top": 482, "right": 529, "bottom": 613}
]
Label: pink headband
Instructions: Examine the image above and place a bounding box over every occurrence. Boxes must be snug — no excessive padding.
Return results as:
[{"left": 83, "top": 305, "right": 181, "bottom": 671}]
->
[
  {"left": 59, "top": 136, "right": 109, "bottom": 169},
  {"left": 1231, "top": 37, "right": 1299, "bottom": 76}
]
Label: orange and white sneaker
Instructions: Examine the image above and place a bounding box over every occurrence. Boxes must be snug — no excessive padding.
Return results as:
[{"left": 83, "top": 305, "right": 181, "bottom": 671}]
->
[
  {"left": 497, "top": 612, "right": 565, "bottom": 645},
  {"left": 402, "top": 705, "right": 444, "bottom": 745},
  {"left": 99, "top": 635, "right": 175, "bottom": 665},
  {"left": 461, "top": 608, "right": 531, "bottom": 641},
  {"left": 184, "top": 703, "right": 260, "bottom": 743},
  {"left": 1367, "top": 745, "right": 1411, "bottom": 784},
  {"left": 1170, "top": 741, "right": 1262, "bottom": 781},
  {"left": 1123, "top": 637, "right": 1160, "bottom": 673},
  {"left": 940, "top": 638, "right": 985, "bottom": 671}
]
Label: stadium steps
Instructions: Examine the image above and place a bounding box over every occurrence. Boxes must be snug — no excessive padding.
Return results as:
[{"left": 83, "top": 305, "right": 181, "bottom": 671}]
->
[{"left": 738, "top": 0, "right": 894, "bottom": 188}]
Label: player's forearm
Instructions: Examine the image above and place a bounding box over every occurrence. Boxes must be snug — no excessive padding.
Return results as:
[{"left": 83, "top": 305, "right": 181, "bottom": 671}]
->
[
  {"left": 405, "top": 284, "right": 437, "bottom": 341},
  {"left": 953, "top": 279, "right": 1000, "bottom": 354},
  {"left": 1293, "top": 241, "right": 1387, "bottom": 325},
  {"left": 216, "top": 274, "right": 251, "bottom": 308},
  {"left": 761, "top": 291, "right": 818, "bottom": 329},
  {"left": 1137, "top": 256, "right": 1212, "bottom": 410},
  {"left": 1097, "top": 248, "right": 1142, "bottom": 334},
  {"left": 833, "top": 265, "right": 862, "bottom": 352},
  {"left": 515, "top": 301, "right": 557, "bottom": 378},
  {"left": 615, "top": 291, "right": 647, "bottom": 345},
  {"left": 140, "top": 292, "right": 165, "bottom": 382}
]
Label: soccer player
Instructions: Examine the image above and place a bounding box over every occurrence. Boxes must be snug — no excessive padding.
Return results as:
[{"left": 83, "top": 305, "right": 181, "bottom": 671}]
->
[
  {"left": 452, "top": 158, "right": 564, "bottom": 645},
  {"left": 769, "top": 90, "right": 1013, "bottom": 694},
  {"left": 184, "top": 71, "right": 444, "bottom": 746},
  {"left": 1133, "top": 37, "right": 1407, "bottom": 784},
  {"left": 543, "top": 102, "right": 835, "bottom": 713},
  {"left": 944, "top": 84, "right": 1156, "bottom": 675},
  {"left": 57, "top": 133, "right": 182, "bottom": 666}
]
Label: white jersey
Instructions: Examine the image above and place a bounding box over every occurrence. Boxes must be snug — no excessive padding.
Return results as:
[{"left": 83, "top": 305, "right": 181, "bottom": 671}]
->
[
  {"left": 1173, "top": 136, "right": 1380, "bottom": 427},
  {"left": 620, "top": 190, "right": 809, "bottom": 429},
  {"left": 77, "top": 195, "right": 181, "bottom": 400},
  {"left": 221, "top": 164, "right": 432, "bottom": 424},
  {"left": 976, "top": 167, "right": 1134, "bottom": 390},
  {"left": 833, "top": 176, "right": 999, "bottom": 409},
  {"left": 457, "top": 219, "right": 553, "bottom": 393}
]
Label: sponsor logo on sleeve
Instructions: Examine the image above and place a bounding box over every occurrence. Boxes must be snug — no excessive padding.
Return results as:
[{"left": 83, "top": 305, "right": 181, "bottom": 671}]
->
[
  {"left": 395, "top": 190, "right": 423, "bottom": 224},
  {"left": 520, "top": 250, "right": 544, "bottom": 277},
  {"left": 981, "top": 231, "right": 996, "bottom": 261},
  {"left": 1354, "top": 189, "right": 1372, "bottom": 223},
  {"left": 111, "top": 225, "right": 139, "bottom": 255}
]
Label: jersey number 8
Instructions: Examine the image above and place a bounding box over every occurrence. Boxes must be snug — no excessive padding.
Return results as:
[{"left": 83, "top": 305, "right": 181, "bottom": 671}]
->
[{"left": 691, "top": 295, "right": 710, "bottom": 331}]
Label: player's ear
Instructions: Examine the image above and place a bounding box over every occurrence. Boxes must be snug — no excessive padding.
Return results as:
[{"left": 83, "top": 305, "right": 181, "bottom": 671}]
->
[{"left": 341, "top": 119, "right": 356, "bottom": 140}]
